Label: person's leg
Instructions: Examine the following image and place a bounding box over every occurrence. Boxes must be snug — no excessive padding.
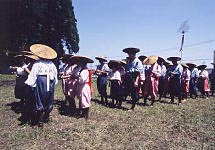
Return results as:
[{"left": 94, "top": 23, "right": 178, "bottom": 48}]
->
[{"left": 130, "top": 86, "right": 139, "bottom": 110}]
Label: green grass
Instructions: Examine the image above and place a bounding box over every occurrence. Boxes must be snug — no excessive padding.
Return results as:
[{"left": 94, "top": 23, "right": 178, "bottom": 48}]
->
[{"left": 0, "top": 74, "right": 214, "bottom": 149}]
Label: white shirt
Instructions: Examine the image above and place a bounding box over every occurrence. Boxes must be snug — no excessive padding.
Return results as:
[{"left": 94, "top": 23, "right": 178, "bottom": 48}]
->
[
  {"left": 199, "top": 70, "right": 209, "bottom": 79},
  {"left": 16, "top": 63, "right": 28, "bottom": 76},
  {"left": 25, "top": 60, "right": 58, "bottom": 90},
  {"left": 160, "top": 64, "right": 167, "bottom": 77},
  {"left": 108, "top": 70, "right": 121, "bottom": 81}
]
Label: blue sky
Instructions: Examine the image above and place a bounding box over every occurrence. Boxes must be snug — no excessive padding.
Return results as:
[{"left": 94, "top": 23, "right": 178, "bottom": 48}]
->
[{"left": 73, "top": 0, "right": 215, "bottom": 68}]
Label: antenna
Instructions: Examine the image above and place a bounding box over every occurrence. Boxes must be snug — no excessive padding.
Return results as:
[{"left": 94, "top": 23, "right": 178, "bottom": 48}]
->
[{"left": 178, "top": 20, "right": 190, "bottom": 61}]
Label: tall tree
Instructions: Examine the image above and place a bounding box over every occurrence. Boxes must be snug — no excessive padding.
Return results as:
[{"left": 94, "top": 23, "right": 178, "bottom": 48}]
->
[{"left": 0, "top": 0, "right": 79, "bottom": 57}]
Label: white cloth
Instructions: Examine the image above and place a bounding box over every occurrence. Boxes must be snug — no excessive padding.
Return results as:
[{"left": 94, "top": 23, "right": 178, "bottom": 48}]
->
[
  {"left": 151, "top": 62, "right": 162, "bottom": 78},
  {"left": 77, "top": 68, "right": 91, "bottom": 109},
  {"left": 25, "top": 60, "right": 58, "bottom": 91},
  {"left": 199, "top": 70, "right": 209, "bottom": 79},
  {"left": 97, "top": 63, "right": 109, "bottom": 72},
  {"left": 16, "top": 63, "right": 28, "bottom": 76},
  {"left": 108, "top": 70, "right": 121, "bottom": 81},
  {"left": 182, "top": 69, "right": 191, "bottom": 81},
  {"left": 160, "top": 64, "right": 167, "bottom": 77}
]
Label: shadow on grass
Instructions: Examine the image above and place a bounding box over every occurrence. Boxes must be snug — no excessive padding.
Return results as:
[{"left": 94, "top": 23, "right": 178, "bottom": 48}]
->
[
  {"left": 54, "top": 99, "right": 85, "bottom": 119},
  {"left": 6, "top": 100, "right": 32, "bottom": 125},
  {"left": 91, "top": 98, "right": 130, "bottom": 111}
]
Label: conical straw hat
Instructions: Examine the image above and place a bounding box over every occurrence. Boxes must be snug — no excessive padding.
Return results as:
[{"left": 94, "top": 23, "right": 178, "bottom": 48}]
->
[
  {"left": 143, "top": 55, "right": 158, "bottom": 65},
  {"left": 95, "top": 56, "right": 107, "bottom": 62},
  {"left": 70, "top": 55, "right": 94, "bottom": 64},
  {"left": 24, "top": 54, "right": 39, "bottom": 60},
  {"left": 30, "top": 44, "right": 57, "bottom": 59},
  {"left": 108, "top": 60, "right": 122, "bottom": 69}
]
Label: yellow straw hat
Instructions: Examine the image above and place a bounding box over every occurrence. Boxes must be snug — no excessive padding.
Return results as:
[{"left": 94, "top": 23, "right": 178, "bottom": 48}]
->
[
  {"left": 143, "top": 55, "right": 158, "bottom": 65},
  {"left": 19, "top": 51, "right": 33, "bottom": 55},
  {"left": 181, "top": 63, "right": 189, "bottom": 68},
  {"left": 30, "top": 44, "right": 57, "bottom": 59},
  {"left": 24, "top": 54, "right": 40, "bottom": 60}
]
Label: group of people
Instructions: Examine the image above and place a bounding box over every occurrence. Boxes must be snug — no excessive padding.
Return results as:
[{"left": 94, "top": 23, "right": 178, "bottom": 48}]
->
[
  {"left": 12, "top": 44, "right": 93, "bottom": 127},
  {"left": 93, "top": 48, "right": 214, "bottom": 111},
  {"left": 12, "top": 45, "right": 214, "bottom": 127}
]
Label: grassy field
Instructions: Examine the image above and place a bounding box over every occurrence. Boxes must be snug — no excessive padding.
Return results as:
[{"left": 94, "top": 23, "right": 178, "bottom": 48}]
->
[{"left": 0, "top": 74, "right": 214, "bottom": 149}]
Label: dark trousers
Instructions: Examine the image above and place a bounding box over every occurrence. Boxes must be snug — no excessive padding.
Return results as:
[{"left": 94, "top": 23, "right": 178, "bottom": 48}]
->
[
  {"left": 97, "top": 76, "right": 108, "bottom": 102},
  {"left": 169, "top": 78, "right": 182, "bottom": 103},
  {"left": 124, "top": 73, "right": 139, "bottom": 109},
  {"left": 189, "top": 78, "right": 198, "bottom": 98}
]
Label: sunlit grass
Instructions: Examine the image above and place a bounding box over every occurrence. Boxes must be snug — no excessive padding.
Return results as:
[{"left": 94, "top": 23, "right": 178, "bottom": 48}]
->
[{"left": 0, "top": 74, "right": 214, "bottom": 149}]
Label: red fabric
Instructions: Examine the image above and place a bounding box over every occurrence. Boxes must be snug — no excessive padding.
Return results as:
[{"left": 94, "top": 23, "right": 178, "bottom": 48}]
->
[
  {"left": 87, "top": 70, "right": 94, "bottom": 96},
  {"left": 204, "top": 78, "right": 210, "bottom": 92}
]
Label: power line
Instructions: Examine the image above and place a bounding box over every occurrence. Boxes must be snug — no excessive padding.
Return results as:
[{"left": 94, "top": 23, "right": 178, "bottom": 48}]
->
[{"left": 108, "top": 39, "right": 215, "bottom": 59}]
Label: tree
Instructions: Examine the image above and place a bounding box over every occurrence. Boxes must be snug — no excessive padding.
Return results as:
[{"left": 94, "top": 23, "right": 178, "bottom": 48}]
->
[{"left": 0, "top": 0, "right": 79, "bottom": 57}]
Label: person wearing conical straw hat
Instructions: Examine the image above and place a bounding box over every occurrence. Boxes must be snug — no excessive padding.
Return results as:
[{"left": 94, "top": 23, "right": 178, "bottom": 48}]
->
[
  {"left": 209, "top": 63, "right": 215, "bottom": 96},
  {"left": 187, "top": 63, "right": 199, "bottom": 99},
  {"left": 181, "top": 63, "right": 191, "bottom": 101},
  {"left": 69, "top": 55, "right": 94, "bottom": 121},
  {"left": 13, "top": 55, "right": 30, "bottom": 104},
  {"left": 167, "top": 56, "right": 183, "bottom": 104},
  {"left": 22, "top": 54, "right": 40, "bottom": 124},
  {"left": 142, "top": 56, "right": 161, "bottom": 106},
  {"left": 157, "top": 57, "right": 167, "bottom": 101},
  {"left": 122, "top": 47, "right": 143, "bottom": 110},
  {"left": 107, "top": 60, "right": 123, "bottom": 108},
  {"left": 25, "top": 44, "right": 58, "bottom": 127},
  {"left": 60, "top": 54, "right": 78, "bottom": 114},
  {"left": 95, "top": 56, "right": 110, "bottom": 105},
  {"left": 138, "top": 55, "right": 147, "bottom": 98},
  {"left": 198, "top": 65, "right": 210, "bottom": 99}
]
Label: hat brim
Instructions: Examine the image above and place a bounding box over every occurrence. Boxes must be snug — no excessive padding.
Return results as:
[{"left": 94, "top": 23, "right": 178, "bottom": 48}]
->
[
  {"left": 19, "top": 51, "right": 33, "bottom": 55},
  {"left": 122, "top": 47, "right": 140, "bottom": 53},
  {"left": 158, "top": 57, "right": 165, "bottom": 62},
  {"left": 167, "top": 57, "right": 181, "bottom": 62},
  {"left": 30, "top": 44, "right": 57, "bottom": 59},
  {"left": 143, "top": 55, "right": 158, "bottom": 65},
  {"left": 138, "top": 55, "right": 147, "bottom": 61},
  {"left": 95, "top": 57, "right": 107, "bottom": 62},
  {"left": 108, "top": 60, "right": 122, "bottom": 69},
  {"left": 198, "top": 65, "right": 207, "bottom": 69},
  {"left": 24, "top": 54, "right": 39, "bottom": 60},
  {"left": 181, "top": 63, "right": 189, "bottom": 68},
  {"left": 70, "top": 56, "right": 94, "bottom": 64},
  {"left": 186, "top": 63, "right": 197, "bottom": 68}
]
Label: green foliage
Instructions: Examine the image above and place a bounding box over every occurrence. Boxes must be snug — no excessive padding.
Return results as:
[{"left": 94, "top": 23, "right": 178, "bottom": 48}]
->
[{"left": 0, "top": 0, "right": 79, "bottom": 56}]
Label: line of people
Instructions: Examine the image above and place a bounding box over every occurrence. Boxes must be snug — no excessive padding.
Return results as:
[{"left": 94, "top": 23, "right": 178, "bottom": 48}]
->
[
  {"left": 94, "top": 48, "right": 214, "bottom": 110},
  {"left": 11, "top": 46, "right": 214, "bottom": 127}
]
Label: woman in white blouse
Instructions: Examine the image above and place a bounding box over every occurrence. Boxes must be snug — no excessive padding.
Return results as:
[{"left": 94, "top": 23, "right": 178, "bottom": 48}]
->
[
  {"left": 25, "top": 44, "right": 58, "bottom": 127},
  {"left": 198, "top": 65, "right": 210, "bottom": 99}
]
